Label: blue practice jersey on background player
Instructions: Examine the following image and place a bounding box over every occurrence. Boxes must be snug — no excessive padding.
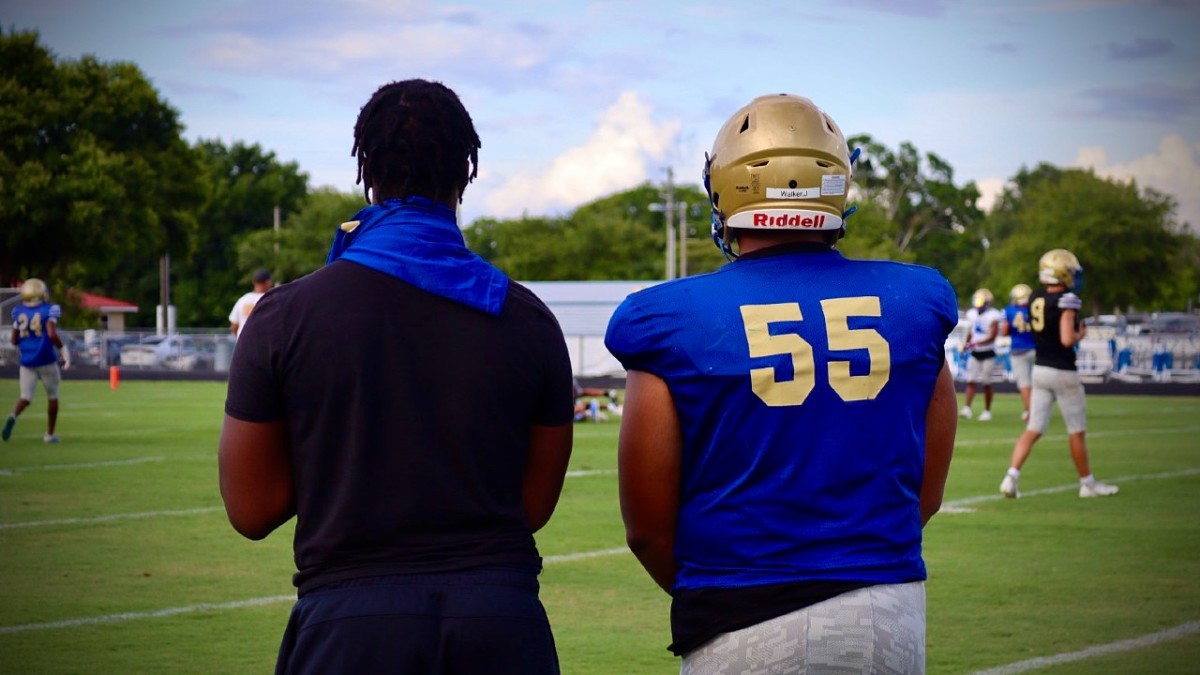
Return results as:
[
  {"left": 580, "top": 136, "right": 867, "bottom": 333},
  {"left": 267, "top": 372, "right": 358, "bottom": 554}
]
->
[
  {"left": 605, "top": 245, "right": 958, "bottom": 592},
  {"left": 11, "top": 303, "right": 63, "bottom": 368},
  {"left": 1004, "top": 303, "right": 1035, "bottom": 353}
]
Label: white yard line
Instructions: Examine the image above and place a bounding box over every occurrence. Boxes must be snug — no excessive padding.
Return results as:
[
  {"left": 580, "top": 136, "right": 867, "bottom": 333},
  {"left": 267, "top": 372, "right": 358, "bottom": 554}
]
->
[
  {"left": 965, "top": 620, "right": 1200, "bottom": 675},
  {"left": 943, "top": 467, "right": 1200, "bottom": 509},
  {"left": 0, "top": 548, "right": 631, "bottom": 635},
  {"left": 0, "top": 506, "right": 224, "bottom": 530},
  {"left": 3, "top": 456, "right": 166, "bottom": 473},
  {"left": 0, "top": 596, "right": 296, "bottom": 636},
  {"left": 565, "top": 469, "right": 615, "bottom": 478},
  {"left": 7, "top": 467, "right": 1195, "bottom": 531},
  {"left": 952, "top": 424, "right": 1200, "bottom": 447}
]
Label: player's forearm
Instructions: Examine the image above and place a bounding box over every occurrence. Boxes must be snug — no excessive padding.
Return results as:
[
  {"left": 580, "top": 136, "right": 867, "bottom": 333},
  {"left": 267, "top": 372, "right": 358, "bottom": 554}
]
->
[
  {"left": 626, "top": 533, "right": 676, "bottom": 593},
  {"left": 921, "top": 362, "right": 957, "bottom": 525}
]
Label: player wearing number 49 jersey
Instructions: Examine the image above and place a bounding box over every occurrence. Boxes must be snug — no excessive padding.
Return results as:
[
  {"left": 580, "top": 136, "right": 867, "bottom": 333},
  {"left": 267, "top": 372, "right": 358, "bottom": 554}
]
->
[{"left": 606, "top": 93, "right": 959, "bottom": 674}]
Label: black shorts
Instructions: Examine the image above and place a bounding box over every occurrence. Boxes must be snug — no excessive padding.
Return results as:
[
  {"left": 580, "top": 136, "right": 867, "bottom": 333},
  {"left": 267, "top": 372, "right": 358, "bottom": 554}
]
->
[{"left": 275, "top": 567, "right": 559, "bottom": 675}]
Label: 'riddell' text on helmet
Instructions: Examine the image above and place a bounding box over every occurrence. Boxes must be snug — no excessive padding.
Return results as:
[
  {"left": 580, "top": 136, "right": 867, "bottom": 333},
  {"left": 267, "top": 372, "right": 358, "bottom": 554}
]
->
[
  {"left": 704, "top": 93, "right": 854, "bottom": 258},
  {"left": 731, "top": 211, "right": 836, "bottom": 229}
]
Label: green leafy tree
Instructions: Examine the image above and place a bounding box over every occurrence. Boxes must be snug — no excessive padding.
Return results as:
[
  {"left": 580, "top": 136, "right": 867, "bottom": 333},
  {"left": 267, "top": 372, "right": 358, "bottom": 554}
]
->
[
  {"left": 1, "top": 28, "right": 204, "bottom": 326},
  {"left": 464, "top": 182, "right": 720, "bottom": 281},
  {"left": 172, "top": 140, "right": 308, "bottom": 326},
  {"left": 236, "top": 187, "right": 365, "bottom": 282},
  {"left": 984, "top": 164, "right": 1192, "bottom": 314},
  {"left": 847, "top": 134, "right": 985, "bottom": 298}
]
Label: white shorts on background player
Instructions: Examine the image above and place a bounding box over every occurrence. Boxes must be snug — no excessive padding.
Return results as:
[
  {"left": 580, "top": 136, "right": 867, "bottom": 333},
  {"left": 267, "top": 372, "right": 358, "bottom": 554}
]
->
[
  {"left": 965, "top": 354, "right": 996, "bottom": 384},
  {"left": 1027, "top": 365, "right": 1087, "bottom": 434}
]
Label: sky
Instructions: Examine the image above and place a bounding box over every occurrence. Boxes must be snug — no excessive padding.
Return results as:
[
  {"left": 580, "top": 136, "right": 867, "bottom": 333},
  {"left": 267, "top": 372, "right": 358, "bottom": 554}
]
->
[{"left": 7, "top": 0, "right": 1200, "bottom": 230}]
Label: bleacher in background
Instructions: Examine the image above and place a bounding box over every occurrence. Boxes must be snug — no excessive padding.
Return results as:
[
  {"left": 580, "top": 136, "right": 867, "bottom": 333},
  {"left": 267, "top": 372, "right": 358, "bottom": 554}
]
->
[{"left": 948, "top": 332, "right": 1200, "bottom": 386}]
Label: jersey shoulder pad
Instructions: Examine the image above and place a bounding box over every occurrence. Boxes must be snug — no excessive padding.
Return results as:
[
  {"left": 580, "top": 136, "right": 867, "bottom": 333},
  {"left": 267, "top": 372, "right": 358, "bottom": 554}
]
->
[{"left": 1058, "top": 292, "right": 1082, "bottom": 310}]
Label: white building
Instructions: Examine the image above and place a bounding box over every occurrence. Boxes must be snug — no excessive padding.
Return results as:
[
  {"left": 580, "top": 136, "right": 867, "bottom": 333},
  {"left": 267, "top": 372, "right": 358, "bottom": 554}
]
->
[{"left": 521, "top": 281, "right": 658, "bottom": 377}]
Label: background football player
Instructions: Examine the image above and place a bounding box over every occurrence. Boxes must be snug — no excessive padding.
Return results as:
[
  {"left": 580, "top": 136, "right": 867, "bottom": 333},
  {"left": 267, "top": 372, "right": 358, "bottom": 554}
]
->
[
  {"left": 1000, "top": 249, "right": 1118, "bottom": 499},
  {"left": 1002, "top": 283, "right": 1036, "bottom": 422},
  {"left": 5, "top": 278, "right": 69, "bottom": 443},
  {"left": 961, "top": 287, "right": 1004, "bottom": 421},
  {"left": 606, "top": 93, "right": 959, "bottom": 674}
]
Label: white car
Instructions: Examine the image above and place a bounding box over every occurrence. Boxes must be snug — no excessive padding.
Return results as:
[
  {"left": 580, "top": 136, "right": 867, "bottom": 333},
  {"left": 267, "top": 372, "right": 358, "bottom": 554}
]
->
[{"left": 119, "top": 335, "right": 197, "bottom": 368}]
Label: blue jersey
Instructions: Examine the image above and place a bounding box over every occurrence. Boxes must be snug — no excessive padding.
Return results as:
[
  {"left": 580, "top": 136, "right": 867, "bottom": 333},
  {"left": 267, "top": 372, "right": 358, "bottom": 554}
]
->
[
  {"left": 605, "top": 245, "right": 958, "bottom": 592},
  {"left": 11, "top": 303, "right": 63, "bottom": 368},
  {"left": 1004, "top": 303, "right": 1035, "bottom": 353}
]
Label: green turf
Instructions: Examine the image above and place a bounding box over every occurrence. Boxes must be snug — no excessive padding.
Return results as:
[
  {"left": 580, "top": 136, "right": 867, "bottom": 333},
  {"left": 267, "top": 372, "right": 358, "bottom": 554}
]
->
[{"left": 0, "top": 380, "right": 1197, "bottom": 673}]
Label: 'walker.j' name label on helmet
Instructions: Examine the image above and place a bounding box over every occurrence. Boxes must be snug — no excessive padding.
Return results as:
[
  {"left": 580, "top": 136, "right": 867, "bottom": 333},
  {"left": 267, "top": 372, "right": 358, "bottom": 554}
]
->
[{"left": 728, "top": 209, "right": 843, "bottom": 230}]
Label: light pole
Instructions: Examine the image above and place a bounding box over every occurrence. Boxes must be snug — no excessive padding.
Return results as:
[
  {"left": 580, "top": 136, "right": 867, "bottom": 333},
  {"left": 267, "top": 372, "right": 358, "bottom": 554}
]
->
[{"left": 649, "top": 168, "right": 678, "bottom": 280}]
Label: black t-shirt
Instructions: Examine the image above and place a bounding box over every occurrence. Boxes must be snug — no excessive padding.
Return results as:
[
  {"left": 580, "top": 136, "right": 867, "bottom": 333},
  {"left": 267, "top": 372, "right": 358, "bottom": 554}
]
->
[
  {"left": 225, "top": 260, "right": 575, "bottom": 594},
  {"left": 1031, "top": 287, "right": 1081, "bottom": 371}
]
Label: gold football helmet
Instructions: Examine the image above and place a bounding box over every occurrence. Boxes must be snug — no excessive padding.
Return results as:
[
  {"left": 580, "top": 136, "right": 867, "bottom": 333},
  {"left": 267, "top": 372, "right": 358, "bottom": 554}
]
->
[
  {"left": 971, "top": 288, "right": 994, "bottom": 309},
  {"left": 1038, "top": 249, "right": 1083, "bottom": 290},
  {"left": 20, "top": 278, "right": 50, "bottom": 306},
  {"left": 1009, "top": 283, "right": 1032, "bottom": 305},
  {"left": 703, "top": 93, "right": 856, "bottom": 258}
]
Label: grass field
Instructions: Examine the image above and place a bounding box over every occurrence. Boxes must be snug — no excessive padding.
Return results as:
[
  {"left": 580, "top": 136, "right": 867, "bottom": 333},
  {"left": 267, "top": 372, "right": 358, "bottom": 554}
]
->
[{"left": 0, "top": 378, "right": 1197, "bottom": 674}]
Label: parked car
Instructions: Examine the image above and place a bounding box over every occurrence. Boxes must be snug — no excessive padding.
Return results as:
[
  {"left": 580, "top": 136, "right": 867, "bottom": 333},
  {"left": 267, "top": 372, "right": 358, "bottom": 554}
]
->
[
  {"left": 72, "top": 333, "right": 138, "bottom": 368},
  {"left": 120, "top": 335, "right": 198, "bottom": 368}
]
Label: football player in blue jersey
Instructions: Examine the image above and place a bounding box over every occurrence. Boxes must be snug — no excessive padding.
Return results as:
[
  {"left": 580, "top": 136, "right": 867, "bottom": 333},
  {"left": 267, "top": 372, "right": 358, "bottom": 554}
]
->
[
  {"left": 605, "top": 93, "right": 959, "bottom": 674},
  {"left": 1000, "top": 250, "right": 1118, "bottom": 499},
  {"left": 1002, "top": 283, "right": 1036, "bottom": 422},
  {"left": 5, "top": 278, "right": 69, "bottom": 443}
]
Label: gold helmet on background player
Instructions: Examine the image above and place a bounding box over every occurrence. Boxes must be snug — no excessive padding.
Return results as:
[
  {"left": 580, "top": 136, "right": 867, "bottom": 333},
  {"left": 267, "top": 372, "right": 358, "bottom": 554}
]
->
[
  {"left": 971, "top": 288, "right": 994, "bottom": 309},
  {"left": 20, "top": 278, "right": 50, "bottom": 307},
  {"left": 1009, "top": 283, "right": 1032, "bottom": 305},
  {"left": 703, "top": 93, "right": 859, "bottom": 259},
  {"left": 1038, "top": 249, "right": 1084, "bottom": 290}
]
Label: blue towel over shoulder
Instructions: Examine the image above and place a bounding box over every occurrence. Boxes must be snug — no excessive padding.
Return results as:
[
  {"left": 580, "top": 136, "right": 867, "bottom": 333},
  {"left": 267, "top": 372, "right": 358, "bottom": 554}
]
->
[{"left": 326, "top": 196, "right": 509, "bottom": 315}]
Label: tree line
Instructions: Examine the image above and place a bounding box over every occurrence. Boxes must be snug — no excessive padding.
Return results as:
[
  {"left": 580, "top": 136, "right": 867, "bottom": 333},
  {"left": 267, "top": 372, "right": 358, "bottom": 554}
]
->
[{"left": 3, "top": 28, "right": 1196, "bottom": 330}]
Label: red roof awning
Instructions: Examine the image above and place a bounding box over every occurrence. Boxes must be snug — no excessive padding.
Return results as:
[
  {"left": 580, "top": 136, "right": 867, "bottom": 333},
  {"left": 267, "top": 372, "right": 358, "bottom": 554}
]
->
[{"left": 69, "top": 289, "right": 139, "bottom": 313}]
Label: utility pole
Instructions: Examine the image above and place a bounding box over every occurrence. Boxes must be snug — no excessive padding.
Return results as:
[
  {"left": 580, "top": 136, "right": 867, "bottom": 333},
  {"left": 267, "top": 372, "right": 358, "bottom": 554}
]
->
[
  {"left": 273, "top": 205, "right": 281, "bottom": 254},
  {"left": 678, "top": 202, "right": 688, "bottom": 278},
  {"left": 664, "top": 168, "right": 676, "bottom": 280},
  {"left": 157, "top": 254, "right": 174, "bottom": 336}
]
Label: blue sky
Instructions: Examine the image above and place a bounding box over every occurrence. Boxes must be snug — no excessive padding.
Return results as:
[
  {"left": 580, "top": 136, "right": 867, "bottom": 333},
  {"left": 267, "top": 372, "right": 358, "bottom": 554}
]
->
[{"left": 8, "top": 0, "right": 1200, "bottom": 229}]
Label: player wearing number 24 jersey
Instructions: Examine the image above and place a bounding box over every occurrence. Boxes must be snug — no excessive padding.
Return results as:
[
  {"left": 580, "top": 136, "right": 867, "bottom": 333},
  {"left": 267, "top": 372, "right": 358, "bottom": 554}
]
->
[{"left": 605, "top": 94, "right": 960, "bottom": 671}]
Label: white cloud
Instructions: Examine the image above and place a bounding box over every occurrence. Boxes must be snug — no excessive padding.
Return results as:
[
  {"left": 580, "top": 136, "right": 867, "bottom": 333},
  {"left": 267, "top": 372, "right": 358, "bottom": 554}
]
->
[
  {"left": 1072, "top": 135, "right": 1200, "bottom": 231},
  {"left": 975, "top": 177, "right": 1008, "bottom": 213},
  {"left": 480, "top": 92, "right": 681, "bottom": 219}
]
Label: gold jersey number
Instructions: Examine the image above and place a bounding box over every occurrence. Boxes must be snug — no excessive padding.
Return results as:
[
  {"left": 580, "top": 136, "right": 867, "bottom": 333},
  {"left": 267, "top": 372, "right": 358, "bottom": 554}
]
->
[
  {"left": 740, "top": 297, "right": 891, "bottom": 407},
  {"left": 1030, "top": 297, "right": 1046, "bottom": 332},
  {"left": 14, "top": 311, "right": 44, "bottom": 340}
]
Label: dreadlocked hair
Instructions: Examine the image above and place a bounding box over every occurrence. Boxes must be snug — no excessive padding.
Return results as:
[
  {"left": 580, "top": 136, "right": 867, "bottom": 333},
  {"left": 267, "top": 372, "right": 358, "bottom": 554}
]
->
[{"left": 352, "top": 79, "right": 481, "bottom": 205}]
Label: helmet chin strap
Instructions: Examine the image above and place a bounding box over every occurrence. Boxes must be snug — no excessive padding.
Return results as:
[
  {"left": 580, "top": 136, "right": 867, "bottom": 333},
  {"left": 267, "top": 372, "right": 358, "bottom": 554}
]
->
[{"left": 703, "top": 152, "right": 738, "bottom": 261}]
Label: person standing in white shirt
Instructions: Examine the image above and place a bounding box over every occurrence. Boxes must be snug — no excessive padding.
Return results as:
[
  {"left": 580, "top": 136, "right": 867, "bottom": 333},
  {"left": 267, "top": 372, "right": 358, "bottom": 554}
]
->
[
  {"left": 961, "top": 288, "right": 1003, "bottom": 421},
  {"left": 228, "top": 268, "right": 273, "bottom": 339}
]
